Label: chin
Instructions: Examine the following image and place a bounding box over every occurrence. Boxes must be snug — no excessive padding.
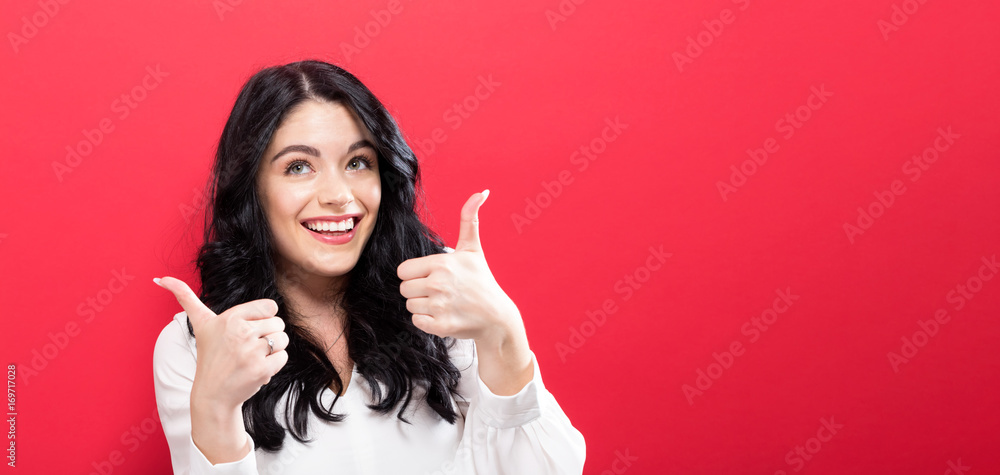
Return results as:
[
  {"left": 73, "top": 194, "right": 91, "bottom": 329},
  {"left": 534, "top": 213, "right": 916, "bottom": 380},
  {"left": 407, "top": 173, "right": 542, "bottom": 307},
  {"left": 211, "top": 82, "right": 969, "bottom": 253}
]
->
[
  {"left": 313, "top": 255, "right": 361, "bottom": 274},
  {"left": 317, "top": 265, "right": 356, "bottom": 277}
]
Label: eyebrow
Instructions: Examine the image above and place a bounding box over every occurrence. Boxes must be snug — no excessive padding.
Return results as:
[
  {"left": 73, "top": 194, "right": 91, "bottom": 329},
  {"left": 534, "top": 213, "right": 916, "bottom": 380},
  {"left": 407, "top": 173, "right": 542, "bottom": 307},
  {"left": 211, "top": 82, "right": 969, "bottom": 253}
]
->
[{"left": 269, "top": 140, "right": 376, "bottom": 163}]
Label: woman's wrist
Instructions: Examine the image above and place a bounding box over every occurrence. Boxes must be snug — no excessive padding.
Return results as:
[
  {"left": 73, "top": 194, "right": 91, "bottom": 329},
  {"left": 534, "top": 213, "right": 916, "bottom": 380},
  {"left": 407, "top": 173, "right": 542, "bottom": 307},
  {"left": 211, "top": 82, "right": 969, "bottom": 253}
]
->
[
  {"left": 190, "top": 391, "right": 250, "bottom": 464},
  {"left": 475, "top": 320, "right": 534, "bottom": 396},
  {"left": 190, "top": 381, "right": 240, "bottom": 414}
]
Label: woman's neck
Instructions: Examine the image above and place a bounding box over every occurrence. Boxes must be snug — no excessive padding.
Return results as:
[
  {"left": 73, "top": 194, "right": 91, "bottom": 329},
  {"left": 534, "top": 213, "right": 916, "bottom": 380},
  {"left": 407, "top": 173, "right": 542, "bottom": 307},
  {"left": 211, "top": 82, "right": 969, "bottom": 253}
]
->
[
  {"left": 275, "top": 260, "right": 348, "bottom": 343},
  {"left": 276, "top": 261, "right": 354, "bottom": 394}
]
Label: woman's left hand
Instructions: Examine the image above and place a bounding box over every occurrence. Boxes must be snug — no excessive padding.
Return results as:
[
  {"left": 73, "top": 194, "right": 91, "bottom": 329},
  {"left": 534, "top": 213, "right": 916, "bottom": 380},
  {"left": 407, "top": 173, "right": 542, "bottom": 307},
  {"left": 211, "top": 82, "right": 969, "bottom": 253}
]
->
[
  {"left": 397, "top": 190, "right": 524, "bottom": 347},
  {"left": 398, "top": 190, "right": 535, "bottom": 395}
]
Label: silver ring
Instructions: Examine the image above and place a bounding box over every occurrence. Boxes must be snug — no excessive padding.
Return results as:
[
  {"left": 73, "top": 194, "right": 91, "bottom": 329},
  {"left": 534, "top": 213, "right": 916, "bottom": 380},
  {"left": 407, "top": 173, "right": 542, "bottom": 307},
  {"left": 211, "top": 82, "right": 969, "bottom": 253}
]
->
[{"left": 266, "top": 337, "right": 274, "bottom": 356}]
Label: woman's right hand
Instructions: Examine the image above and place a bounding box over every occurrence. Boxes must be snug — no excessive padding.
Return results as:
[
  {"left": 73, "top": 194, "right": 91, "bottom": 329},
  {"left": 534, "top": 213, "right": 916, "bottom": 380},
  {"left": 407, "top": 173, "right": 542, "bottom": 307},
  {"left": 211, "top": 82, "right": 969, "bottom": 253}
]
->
[
  {"left": 155, "top": 276, "right": 290, "bottom": 412},
  {"left": 155, "top": 276, "right": 289, "bottom": 463}
]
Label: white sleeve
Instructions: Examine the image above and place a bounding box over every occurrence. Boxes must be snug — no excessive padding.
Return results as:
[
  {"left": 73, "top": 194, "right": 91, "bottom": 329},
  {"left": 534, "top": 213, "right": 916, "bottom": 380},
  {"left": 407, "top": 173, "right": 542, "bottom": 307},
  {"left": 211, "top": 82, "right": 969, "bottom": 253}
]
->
[
  {"left": 447, "top": 339, "right": 587, "bottom": 474},
  {"left": 152, "top": 315, "right": 260, "bottom": 475}
]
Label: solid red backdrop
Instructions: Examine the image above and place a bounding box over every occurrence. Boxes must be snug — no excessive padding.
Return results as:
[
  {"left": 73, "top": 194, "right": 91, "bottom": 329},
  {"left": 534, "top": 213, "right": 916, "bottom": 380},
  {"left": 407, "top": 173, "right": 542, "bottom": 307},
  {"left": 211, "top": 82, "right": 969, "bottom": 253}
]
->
[{"left": 1, "top": 0, "right": 999, "bottom": 473}]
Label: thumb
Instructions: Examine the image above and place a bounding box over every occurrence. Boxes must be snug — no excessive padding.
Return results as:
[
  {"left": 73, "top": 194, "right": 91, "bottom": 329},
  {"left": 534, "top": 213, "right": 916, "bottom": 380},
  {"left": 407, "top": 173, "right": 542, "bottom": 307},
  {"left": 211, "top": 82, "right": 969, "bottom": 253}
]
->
[
  {"left": 412, "top": 313, "right": 444, "bottom": 337},
  {"left": 154, "top": 276, "right": 215, "bottom": 330},
  {"left": 455, "top": 189, "right": 488, "bottom": 252}
]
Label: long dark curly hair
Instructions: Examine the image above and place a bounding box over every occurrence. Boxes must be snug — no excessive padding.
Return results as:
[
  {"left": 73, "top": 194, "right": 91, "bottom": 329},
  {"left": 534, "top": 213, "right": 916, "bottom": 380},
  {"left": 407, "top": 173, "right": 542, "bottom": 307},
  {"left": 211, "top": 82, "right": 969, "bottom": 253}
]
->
[{"left": 187, "top": 60, "right": 463, "bottom": 452}]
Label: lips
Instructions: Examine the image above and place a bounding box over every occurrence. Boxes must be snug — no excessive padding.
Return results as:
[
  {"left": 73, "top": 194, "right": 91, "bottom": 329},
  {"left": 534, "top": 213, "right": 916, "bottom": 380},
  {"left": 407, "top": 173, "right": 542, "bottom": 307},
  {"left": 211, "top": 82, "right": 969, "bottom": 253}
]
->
[
  {"left": 301, "top": 214, "right": 361, "bottom": 231},
  {"left": 303, "top": 217, "right": 357, "bottom": 234},
  {"left": 301, "top": 215, "right": 361, "bottom": 245}
]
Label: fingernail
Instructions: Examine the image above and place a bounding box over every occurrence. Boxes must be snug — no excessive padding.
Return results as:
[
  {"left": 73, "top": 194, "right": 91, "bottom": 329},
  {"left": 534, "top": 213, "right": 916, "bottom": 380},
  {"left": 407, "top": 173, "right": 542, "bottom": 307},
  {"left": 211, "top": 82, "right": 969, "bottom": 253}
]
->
[
  {"left": 153, "top": 277, "right": 163, "bottom": 287},
  {"left": 481, "top": 189, "right": 490, "bottom": 200}
]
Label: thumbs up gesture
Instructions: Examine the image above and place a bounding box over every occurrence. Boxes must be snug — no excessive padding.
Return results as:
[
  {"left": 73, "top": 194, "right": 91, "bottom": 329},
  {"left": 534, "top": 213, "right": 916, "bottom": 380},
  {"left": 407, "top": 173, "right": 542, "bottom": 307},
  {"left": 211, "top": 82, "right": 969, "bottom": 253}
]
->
[
  {"left": 154, "top": 276, "right": 289, "bottom": 410},
  {"left": 397, "top": 191, "right": 524, "bottom": 346}
]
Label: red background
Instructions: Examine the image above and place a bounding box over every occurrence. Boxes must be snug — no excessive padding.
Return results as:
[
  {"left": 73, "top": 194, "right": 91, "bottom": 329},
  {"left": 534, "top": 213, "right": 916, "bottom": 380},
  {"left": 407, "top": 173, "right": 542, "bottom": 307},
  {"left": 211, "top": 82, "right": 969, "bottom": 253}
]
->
[{"left": 2, "top": 0, "right": 999, "bottom": 473}]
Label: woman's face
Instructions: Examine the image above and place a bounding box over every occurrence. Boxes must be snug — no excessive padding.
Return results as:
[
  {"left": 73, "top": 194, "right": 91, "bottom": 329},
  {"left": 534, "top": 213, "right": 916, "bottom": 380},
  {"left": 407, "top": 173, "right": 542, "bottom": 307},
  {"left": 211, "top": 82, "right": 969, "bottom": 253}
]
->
[{"left": 257, "top": 100, "right": 381, "bottom": 284}]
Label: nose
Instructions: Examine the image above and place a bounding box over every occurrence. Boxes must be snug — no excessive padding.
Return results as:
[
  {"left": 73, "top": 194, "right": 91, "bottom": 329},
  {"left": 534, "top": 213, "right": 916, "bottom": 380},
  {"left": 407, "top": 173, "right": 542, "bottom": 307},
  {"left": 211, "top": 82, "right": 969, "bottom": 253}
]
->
[{"left": 317, "top": 170, "right": 354, "bottom": 209}]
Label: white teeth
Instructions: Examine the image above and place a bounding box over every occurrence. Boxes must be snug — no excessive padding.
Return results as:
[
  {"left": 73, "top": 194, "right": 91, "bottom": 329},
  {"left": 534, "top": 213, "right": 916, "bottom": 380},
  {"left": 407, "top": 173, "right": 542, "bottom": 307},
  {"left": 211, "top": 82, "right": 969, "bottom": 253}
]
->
[{"left": 305, "top": 218, "right": 355, "bottom": 232}]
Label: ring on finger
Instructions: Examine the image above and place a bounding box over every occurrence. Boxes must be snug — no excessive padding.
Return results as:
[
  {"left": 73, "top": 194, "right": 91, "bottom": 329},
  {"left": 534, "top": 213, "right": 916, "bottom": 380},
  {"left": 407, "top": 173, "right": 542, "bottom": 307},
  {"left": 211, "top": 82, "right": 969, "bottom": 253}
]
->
[{"left": 266, "top": 337, "right": 274, "bottom": 356}]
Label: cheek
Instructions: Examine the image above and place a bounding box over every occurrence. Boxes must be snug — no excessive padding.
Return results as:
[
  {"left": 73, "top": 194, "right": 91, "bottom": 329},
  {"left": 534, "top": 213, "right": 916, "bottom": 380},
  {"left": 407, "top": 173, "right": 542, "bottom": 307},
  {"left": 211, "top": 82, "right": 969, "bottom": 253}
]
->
[
  {"left": 262, "top": 184, "right": 309, "bottom": 232},
  {"left": 362, "top": 177, "right": 381, "bottom": 217}
]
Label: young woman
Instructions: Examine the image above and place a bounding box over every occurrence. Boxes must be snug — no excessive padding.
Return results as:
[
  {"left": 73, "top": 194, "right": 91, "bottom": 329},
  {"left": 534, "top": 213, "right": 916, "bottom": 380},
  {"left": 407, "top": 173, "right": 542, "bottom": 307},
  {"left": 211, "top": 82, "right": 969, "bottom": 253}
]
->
[{"left": 151, "top": 60, "right": 585, "bottom": 474}]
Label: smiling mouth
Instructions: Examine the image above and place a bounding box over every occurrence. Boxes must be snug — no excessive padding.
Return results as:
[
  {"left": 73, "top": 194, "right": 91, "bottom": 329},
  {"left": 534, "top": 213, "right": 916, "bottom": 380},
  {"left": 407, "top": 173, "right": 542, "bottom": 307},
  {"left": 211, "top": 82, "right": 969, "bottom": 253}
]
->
[{"left": 302, "top": 217, "right": 359, "bottom": 235}]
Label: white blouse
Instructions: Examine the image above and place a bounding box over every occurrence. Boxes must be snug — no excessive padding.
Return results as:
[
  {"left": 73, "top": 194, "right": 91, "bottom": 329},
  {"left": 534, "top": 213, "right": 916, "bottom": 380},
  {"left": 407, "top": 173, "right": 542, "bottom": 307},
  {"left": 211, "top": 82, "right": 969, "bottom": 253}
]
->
[{"left": 153, "top": 311, "right": 586, "bottom": 474}]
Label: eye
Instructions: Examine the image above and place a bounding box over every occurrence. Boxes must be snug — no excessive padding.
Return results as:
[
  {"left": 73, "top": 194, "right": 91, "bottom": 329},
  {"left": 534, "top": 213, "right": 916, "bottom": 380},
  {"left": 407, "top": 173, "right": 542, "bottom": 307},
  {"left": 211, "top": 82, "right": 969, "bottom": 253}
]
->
[
  {"left": 347, "top": 155, "right": 374, "bottom": 171},
  {"left": 285, "top": 160, "right": 313, "bottom": 175}
]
